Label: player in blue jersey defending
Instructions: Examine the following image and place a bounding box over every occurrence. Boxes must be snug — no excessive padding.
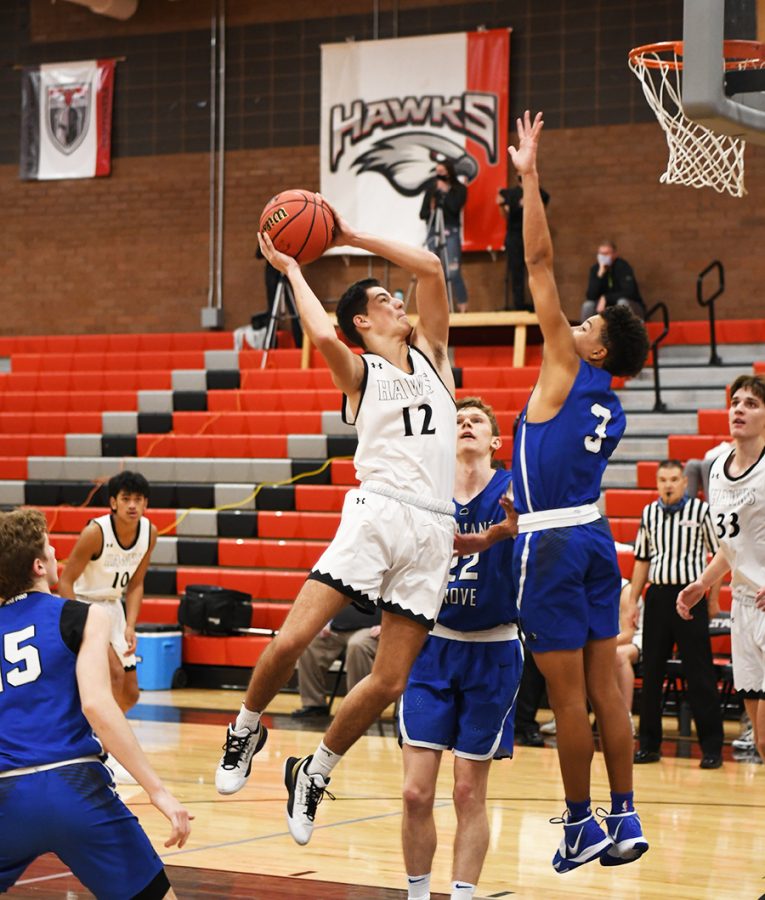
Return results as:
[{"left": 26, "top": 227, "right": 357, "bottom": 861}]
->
[
  {"left": 0, "top": 509, "right": 190, "bottom": 898},
  {"left": 399, "top": 398, "right": 522, "bottom": 900},
  {"left": 508, "top": 112, "right": 650, "bottom": 872}
]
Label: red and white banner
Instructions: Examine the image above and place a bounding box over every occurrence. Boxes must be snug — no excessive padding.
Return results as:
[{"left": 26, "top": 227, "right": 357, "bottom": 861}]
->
[
  {"left": 20, "top": 59, "right": 116, "bottom": 181},
  {"left": 320, "top": 29, "right": 510, "bottom": 254}
]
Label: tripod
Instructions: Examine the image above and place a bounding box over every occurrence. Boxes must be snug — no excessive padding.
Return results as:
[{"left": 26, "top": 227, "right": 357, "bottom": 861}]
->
[
  {"left": 405, "top": 201, "right": 455, "bottom": 312},
  {"left": 260, "top": 272, "right": 302, "bottom": 369}
]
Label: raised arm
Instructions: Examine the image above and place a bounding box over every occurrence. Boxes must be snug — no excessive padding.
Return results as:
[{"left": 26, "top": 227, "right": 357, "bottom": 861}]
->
[
  {"left": 509, "top": 112, "right": 578, "bottom": 377},
  {"left": 258, "top": 231, "right": 364, "bottom": 396},
  {"left": 324, "top": 199, "right": 451, "bottom": 374}
]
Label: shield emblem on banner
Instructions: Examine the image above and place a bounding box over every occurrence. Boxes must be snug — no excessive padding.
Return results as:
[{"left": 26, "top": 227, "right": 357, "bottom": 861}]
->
[{"left": 45, "top": 82, "right": 91, "bottom": 155}]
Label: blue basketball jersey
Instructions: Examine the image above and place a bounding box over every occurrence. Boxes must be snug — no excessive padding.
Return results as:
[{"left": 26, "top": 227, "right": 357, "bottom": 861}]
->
[
  {"left": 439, "top": 468, "right": 518, "bottom": 631},
  {"left": 0, "top": 592, "right": 102, "bottom": 771},
  {"left": 512, "top": 360, "right": 626, "bottom": 513}
]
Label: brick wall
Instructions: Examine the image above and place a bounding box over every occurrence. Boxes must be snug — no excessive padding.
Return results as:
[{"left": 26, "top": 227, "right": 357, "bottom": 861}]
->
[{"left": 1, "top": 121, "right": 762, "bottom": 336}]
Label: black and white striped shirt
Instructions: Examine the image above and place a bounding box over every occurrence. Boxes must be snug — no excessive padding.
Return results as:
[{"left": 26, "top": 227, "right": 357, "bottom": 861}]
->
[{"left": 634, "top": 497, "right": 719, "bottom": 585}]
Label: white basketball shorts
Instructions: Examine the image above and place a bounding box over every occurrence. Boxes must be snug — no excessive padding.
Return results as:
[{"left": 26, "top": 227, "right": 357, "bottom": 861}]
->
[
  {"left": 77, "top": 595, "right": 137, "bottom": 670},
  {"left": 731, "top": 594, "right": 765, "bottom": 695},
  {"left": 308, "top": 487, "right": 455, "bottom": 629}
]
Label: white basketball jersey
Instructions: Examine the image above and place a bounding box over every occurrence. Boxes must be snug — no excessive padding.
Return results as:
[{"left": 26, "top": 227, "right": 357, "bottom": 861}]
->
[
  {"left": 74, "top": 514, "right": 152, "bottom": 602},
  {"left": 343, "top": 346, "right": 456, "bottom": 504},
  {"left": 708, "top": 448, "right": 765, "bottom": 597}
]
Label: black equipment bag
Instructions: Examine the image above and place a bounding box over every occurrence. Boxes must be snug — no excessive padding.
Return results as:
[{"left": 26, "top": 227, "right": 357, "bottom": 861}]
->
[{"left": 178, "top": 584, "right": 252, "bottom": 635}]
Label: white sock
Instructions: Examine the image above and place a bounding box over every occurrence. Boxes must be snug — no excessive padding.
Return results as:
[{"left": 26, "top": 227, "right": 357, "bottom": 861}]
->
[
  {"left": 407, "top": 872, "right": 431, "bottom": 900},
  {"left": 450, "top": 880, "right": 475, "bottom": 900},
  {"left": 306, "top": 740, "right": 342, "bottom": 780},
  {"left": 234, "top": 703, "right": 261, "bottom": 733}
]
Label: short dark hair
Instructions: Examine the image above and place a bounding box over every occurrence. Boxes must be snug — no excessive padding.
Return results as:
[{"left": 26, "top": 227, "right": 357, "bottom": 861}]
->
[
  {"left": 108, "top": 471, "right": 150, "bottom": 500},
  {"left": 729, "top": 373, "right": 765, "bottom": 406},
  {"left": 599, "top": 238, "right": 617, "bottom": 250},
  {"left": 657, "top": 458, "right": 684, "bottom": 473},
  {"left": 599, "top": 306, "right": 649, "bottom": 377},
  {"left": 336, "top": 278, "right": 380, "bottom": 349},
  {"left": 0, "top": 508, "right": 48, "bottom": 601}
]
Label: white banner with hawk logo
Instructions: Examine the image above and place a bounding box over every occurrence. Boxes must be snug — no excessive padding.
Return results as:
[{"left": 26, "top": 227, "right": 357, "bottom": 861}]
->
[
  {"left": 321, "top": 29, "right": 509, "bottom": 255},
  {"left": 20, "top": 59, "right": 116, "bottom": 181}
]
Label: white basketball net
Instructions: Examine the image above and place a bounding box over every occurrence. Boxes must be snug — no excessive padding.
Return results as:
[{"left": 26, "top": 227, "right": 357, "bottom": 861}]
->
[{"left": 628, "top": 46, "right": 762, "bottom": 198}]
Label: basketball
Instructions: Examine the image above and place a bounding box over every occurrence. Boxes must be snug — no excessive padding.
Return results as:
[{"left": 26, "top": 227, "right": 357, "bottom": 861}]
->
[{"left": 259, "top": 189, "right": 335, "bottom": 265}]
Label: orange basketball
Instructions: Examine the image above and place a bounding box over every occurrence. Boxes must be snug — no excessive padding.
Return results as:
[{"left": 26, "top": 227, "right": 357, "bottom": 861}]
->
[{"left": 259, "top": 189, "right": 335, "bottom": 265}]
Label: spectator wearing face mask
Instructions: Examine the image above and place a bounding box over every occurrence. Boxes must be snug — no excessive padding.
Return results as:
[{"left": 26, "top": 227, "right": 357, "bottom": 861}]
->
[{"left": 580, "top": 239, "right": 644, "bottom": 323}]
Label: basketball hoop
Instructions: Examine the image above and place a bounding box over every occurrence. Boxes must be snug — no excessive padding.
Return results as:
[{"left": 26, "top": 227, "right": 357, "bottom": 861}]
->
[{"left": 628, "top": 40, "right": 765, "bottom": 198}]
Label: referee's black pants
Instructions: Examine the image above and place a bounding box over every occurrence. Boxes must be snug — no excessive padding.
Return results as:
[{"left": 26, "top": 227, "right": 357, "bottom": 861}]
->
[{"left": 638, "top": 584, "right": 724, "bottom": 756}]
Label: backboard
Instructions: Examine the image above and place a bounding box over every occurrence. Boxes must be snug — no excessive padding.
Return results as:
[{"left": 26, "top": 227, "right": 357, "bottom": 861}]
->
[{"left": 683, "top": 0, "right": 765, "bottom": 144}]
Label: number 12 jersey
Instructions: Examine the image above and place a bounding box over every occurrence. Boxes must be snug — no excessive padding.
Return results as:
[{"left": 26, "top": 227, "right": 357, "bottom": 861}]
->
[{"left": 342, "top": 346, "right": 456, "bottom": 505}]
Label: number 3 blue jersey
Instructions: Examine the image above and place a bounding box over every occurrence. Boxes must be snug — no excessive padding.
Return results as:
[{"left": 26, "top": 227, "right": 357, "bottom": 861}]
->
[
  {"left": 512, "top": 360, "right": 626, "bottom": 513},
  {"left": 439, "top": 468, "right": 518, "bottom": 631},
  {"left": 0, "top": 592, "right": 102, "bottom": 771}
]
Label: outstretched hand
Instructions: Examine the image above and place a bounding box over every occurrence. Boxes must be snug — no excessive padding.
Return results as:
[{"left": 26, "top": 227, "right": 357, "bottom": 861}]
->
[
  {"left": 453, "top": 495, "right": 518, "bottom": 556},
  {"left": 508, "top": 110, "right": 544, "bottom": 176},
  {"left": 316, "top": 194, "right": 358, "bottom": 249}
]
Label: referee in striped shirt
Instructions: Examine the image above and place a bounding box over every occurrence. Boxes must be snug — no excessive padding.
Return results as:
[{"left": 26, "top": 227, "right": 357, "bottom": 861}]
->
[{"left": 630, "top": 459, "right": 724, "bottom": 768}]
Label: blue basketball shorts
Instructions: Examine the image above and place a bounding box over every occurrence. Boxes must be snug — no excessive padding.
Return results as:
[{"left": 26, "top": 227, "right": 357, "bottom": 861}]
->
[
  {"left": 399, "top": 634, "right": 523, "bottom": 759},
  {"left": 513, "top": 517, "right": 621, "bottom": 653},
  {"left": 0, "top": 761, "right": 168, "bottom": 898}
]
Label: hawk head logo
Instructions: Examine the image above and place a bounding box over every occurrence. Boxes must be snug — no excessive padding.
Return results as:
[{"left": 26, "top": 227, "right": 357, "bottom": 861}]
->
[{"left": 351, "top": 131, "right": 479, "bottom": 197}]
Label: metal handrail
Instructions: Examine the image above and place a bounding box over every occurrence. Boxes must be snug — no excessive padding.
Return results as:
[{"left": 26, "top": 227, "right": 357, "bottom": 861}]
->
[
  {"left": 644, "top": 301, "right": 670, "bottom": 412},
  {"left": 696, "top": 260, "right": 725, "bottom": 366}
]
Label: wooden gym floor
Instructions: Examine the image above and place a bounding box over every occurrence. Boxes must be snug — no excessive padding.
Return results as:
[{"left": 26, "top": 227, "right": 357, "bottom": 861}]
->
[{"left": 9, "top": 689, "right": 764, "bottom": 900}]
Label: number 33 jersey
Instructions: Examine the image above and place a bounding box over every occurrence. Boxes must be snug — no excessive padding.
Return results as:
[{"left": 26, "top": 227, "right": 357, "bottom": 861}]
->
[
  {"left": 512, "top": 359, "right": 626, "bottom": 513},
  {"left": 708, "top": 448, "right": 765, "bottom": 597},
  {"left": 342, "top": 346, "right": 456, "bottom": 505},
  {"left": 74, "top": 514, "right": 151, "bottom": 602}
]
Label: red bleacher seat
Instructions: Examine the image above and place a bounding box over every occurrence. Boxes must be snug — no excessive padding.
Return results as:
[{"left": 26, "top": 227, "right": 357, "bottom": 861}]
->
[
  {"left": 668, "top": 435, "right": 730, "bottom": 459},
  {"left": 257, "top": 511, "right": 341, "bottom": 540}
]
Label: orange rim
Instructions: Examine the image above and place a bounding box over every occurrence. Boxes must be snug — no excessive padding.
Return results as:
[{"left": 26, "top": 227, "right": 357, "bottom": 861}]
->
[{"left": 628, "top": 39, "right": 765, "bottom": 70}]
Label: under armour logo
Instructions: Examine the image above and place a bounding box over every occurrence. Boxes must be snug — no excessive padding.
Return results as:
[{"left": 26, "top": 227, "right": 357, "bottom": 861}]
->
[
  {"left": 356, "top": 497, "right": 366, "bottom": 504},
  {"left": 369, "top": 361, "right": 383, "bottom": 369}
]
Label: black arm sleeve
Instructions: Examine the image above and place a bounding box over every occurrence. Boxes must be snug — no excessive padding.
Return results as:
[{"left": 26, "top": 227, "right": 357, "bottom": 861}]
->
[
  {"left": 60, "top": 600, "right": 91, "bottom": 654},
  {"left": 419, "top": 184, "right": 436, "bottom": 221},
  {"left": 441, "top": 181, "right": 467, "bottom": 218},
  {"left": 585, "top": 263, "right": 604, "bottom": 301},
  {"left": 610, "top": 258, "right": 642, "bottom": 303}
]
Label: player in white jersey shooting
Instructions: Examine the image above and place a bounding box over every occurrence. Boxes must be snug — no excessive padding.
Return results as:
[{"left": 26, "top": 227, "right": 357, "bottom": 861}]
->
[
  {"left": 215, "top": 199, "right": 456, "bottom": 845},
  {"left": 678, "top": 374, "right": 765, "bottom": 762}
]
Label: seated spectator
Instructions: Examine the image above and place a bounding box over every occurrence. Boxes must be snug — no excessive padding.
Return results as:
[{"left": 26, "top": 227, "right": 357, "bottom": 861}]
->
[
  {"left": 616, "top": 579, "right": 643, "bottom": 736},
  {"left": 580, "top": 239, "right": 644, "bottom": 322},
  {"left": 292, "top": 604, "right": 382, "bottom": 718}
]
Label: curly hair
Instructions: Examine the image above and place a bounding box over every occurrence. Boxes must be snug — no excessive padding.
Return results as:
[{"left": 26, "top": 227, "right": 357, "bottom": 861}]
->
[
  {"left": 335, "top": 278, "right": 380, "bottom": 349},
  {"left": 0, "top": 508, "right": 48, "bottom": 601},
  {"left": 599, "top": 306, "right": 649, "bottom": 377}
]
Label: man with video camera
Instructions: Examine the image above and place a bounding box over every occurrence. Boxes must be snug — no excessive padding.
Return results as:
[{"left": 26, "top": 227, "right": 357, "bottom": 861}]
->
[{"left": 419, "top": 159, "right": 469, "bottom": 312}]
